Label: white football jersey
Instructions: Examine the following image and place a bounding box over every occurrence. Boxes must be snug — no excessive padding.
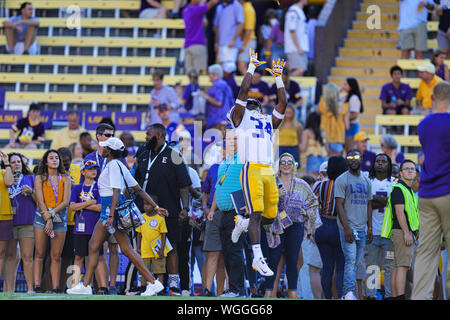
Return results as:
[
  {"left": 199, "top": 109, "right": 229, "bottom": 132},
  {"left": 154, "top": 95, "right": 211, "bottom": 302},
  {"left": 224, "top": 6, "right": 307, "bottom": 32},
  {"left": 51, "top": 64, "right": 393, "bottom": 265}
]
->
[
  {"left": 227, "top": 106, "right": 274, "bottom": 165},
  {"left": 370, "top": 177, "right": 395, "bottom": 236}
]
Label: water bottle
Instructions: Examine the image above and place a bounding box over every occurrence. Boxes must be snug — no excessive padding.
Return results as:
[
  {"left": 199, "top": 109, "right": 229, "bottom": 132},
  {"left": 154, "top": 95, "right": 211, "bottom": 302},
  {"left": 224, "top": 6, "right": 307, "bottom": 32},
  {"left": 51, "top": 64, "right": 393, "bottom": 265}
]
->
[
  {"left": 104, "top": 207, "right": 115, "bottom": 234},
  {"left": 391, "top": 95, "right": 397, "bottom": 105},
  {"left": 352, "top": 229, "right": 360, "bottom": 241}
]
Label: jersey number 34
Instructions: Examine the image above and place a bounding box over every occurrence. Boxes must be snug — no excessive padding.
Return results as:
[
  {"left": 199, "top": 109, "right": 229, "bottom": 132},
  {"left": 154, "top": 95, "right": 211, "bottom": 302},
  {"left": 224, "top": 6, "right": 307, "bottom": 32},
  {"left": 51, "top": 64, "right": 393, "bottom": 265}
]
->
[{"left": 250, "top": 116, "right": 272, "bottom": 139}]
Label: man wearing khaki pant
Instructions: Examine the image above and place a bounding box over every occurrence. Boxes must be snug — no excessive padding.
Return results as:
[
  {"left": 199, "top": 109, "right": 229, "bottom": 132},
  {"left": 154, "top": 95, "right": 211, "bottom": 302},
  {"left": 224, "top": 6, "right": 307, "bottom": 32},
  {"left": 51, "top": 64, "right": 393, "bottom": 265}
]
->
[{"left": 412, "top": 81, "right": 450, "bottom": 300}]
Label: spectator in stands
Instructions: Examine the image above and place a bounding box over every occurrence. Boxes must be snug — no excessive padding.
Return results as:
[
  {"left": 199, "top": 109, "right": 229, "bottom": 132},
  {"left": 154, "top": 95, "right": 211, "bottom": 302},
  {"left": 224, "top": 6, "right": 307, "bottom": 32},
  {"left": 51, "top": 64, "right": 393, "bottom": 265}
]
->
[
  {"left": 341, "top": 78, "right": 363, "bottom": 152},
  {"left": 7, "top": 103, "right": 45, "bottom": 149},
  {"left": 79, "top": 132, "right": 95, "bottom": 159},
  {"left": 392, "top": 163, "right": 400, "bottom": 180},
  {"left": 398, "top": 0, "right": 435, "bottom": 60},
  {"left": 265, "top": 13, "right": 285, "bottom": 66},
  {"left": 181, "top": 69, "right": 204, "bottom": 115},
  {"left": 412, "top": 81, "right": 450, "bottom": 300},
  {"left": 182, "top": 0, "right": 220, "bottom": 75},
  {"left": 139, "top": 0, "right": 168, "bottom": 19},
  {"left": 318, "top": 83, "right": 349, "bottom": 157},
  {"left": 157, "top": 104, "right": 184, "bottom": 142},
  {"left": 306, "top": 6, "right": 320, "bottom": 74},
  {"left": 222, "top": 62, "right": 240, "bottom": 100},
  {"left": 416, "top": 62, "right": 443, "bottom": 112},
  {"left": 119, "top": 131, "right": 138, "bottom": 155},
  {"left": 213, "top": 0, "right": 244, "bottom": 67},
  {"left": 379, "top": 65, "right": 413, "bottom": 115},
  {"left": 236, "top": 0, "right": 257, "bottom": 75},
  {"left": 354, "top": 131, "right": 376, "bottom": 172},
  {"left": 33, "top": 149, "right": 71, "bottom": 293},
  {"left": 248, "top": 70, "right": 271, "bottom": 108},
  {"left": 314, "top": 156, "right": 348, "bottom": 299},
  {"left": 299, "top": 111, "right": 328, "bottom": 178},
  {"left": 278, "top": 104, "right": 302, "bottom": 164},
  {"left": 199, "top": 64, "right": 234, "bottom": 129},
  {"left": 3, "top": 152, "right": 36, "bottom": 293},
  {"left": 69, "top": 142, "right": 83, "bottom": 167},
  {"left": 260, "top": 9, "right": 278, "bottom": 61},
  {"left": 172, "top": 0, "right": 187, "bottom": 18},
  {"left": 380, "top": 134, "right": 405, "bottom": 166},
  {"left": 366, "top": 153, "right": 395, "bottom": 300},
  {"left": 50, "top": 110, "right": 83, "bottom": 150},
  {"left": 149, "top": 70, "right": 180, "bottom": 125},
  {"left": 0, "top": 150, "right": 15, "bottom": 293},
  {"left": 431, "top": 50, "right": 449, "bottom": 81},
  {"left": 2, "top": 2, "right": 39, "bottom": 55},
  {"left": 434, "top": 2, "right": 450, "bottom": 59},
  {"left": 135, "top": 124, "right": 192, "bottom": 296},
  {"left": 269, "top": 68, "right": 302, "bottom": 112},
  {"left": 284, "top": 0, "right": 309, "bottom": 76}
]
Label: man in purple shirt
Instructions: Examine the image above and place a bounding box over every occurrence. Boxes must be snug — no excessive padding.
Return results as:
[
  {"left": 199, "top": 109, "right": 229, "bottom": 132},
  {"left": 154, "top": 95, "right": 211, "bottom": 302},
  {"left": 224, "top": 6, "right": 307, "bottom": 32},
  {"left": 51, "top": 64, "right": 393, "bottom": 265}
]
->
[
  {"left": 222, "top": 62, "right": 240, "bottom": 99},
  {"left": 199, "top": 64, "right": 234, "bottom": 129},
  {"left": 412, "top": 81, "right": 450, "bottom": 300},
  {"left": 149, "top": 70, "right": 180, "bottom": 125},
  {"left": 379, "top": 65, "right": 413, "bottom": 115},
  {"left": 248, "top": 70, "right": 270, "bottom": 107},
  {"left": 183, "top": 0, "right": 220, "bottom": 74}
]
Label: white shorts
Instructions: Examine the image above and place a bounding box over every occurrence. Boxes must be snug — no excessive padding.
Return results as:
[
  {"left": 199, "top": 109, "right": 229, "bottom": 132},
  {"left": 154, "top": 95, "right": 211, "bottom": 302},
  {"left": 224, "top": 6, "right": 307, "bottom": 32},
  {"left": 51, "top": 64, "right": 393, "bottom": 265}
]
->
[
  {"left": 286, "top": 52, "right": 308, "bottom": 71},
  {"left": 218, "top": 46, "right": 238, "bottom": 64},
  {"left": 139, "top": 8, "right": 160, "bottom": 19},
  {"left": 6, "top": 41, "right": 38, "bottom": 55},
  {"left": 302, "top": 238, "right": 323, "bottom": 269},
  {"left": 237, "top": 39, "right": 257, "bottom": 62}
]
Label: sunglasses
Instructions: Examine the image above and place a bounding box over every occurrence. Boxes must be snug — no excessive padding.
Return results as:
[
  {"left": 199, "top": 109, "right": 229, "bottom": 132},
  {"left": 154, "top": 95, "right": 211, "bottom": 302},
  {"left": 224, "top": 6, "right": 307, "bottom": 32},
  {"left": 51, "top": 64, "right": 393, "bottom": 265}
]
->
[
  {"left": 401, "top": 167, "right": 416, "bottom": 172},
  {"left": 280, "top": 160, "right": 294, "bottom": 166},
  {"left": 346, "top": 155, "right": 361, "bottom": 160},
  {"left": 103, "top": 133, "right": 114, "bottom": 138},
  {"left": 84, "top": 160, "right": 97, "bottom": 166}
]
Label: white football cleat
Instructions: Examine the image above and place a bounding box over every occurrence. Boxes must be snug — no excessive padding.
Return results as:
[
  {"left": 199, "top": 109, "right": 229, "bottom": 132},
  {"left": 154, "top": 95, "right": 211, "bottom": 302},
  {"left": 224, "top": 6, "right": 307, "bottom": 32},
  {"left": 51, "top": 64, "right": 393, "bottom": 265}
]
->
[
  {"left": 141, "top": 279, "right": 165, "bottom": 296},
  {"left": 231, "top": 215, "right": 248, "bottom": 243},
  {"left": 66, "top": 282, "right": 93, "bottom": 295},
  {"left": 252, "top": 257, "right": 274, "bottom": 277}
]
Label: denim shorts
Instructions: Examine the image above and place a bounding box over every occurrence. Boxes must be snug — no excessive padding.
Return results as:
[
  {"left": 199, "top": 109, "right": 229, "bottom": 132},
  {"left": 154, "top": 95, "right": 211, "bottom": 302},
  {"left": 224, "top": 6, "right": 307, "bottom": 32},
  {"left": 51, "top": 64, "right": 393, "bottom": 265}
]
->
[
  {"left": 306, "top": 155, "right": 327, "bottom": 173},
  {"left": 328, "top": 142, "right": 344, "bottom": 153},
  {"left": 345, "top": 122, "right": 360, "bottom": 137},
  {"left": 33, "top": 208, "right": 67, "bottom": 233}
]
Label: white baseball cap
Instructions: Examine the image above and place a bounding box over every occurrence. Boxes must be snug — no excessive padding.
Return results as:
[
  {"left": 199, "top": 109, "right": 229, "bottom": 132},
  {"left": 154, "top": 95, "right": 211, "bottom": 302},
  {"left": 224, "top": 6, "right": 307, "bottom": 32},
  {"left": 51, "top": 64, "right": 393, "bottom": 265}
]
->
[
  {"left": 99, "top": 137, "right": 125, "bottom": 151},
  {"left": 417, "top": 62, "right": 435, "bottom": 74},
  {"left": 319, "top": 161, "right": 328, "bottom": 173},
  {"left": 222, "top": 62, "right": 236, "bottom": 74}
]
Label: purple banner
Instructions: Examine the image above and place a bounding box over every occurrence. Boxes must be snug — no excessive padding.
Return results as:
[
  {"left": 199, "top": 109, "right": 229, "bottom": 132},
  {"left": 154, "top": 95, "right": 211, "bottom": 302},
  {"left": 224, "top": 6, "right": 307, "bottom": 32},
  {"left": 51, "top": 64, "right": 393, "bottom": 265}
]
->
[
  {"left": 0, "top": 88, "right": 5, "bottom": 108},
  {"left": 84, "top": 111, "right": 112, "bottom": 130},
  {"left": 0, "top": 110, "right": 22, "bottom": 128},
  {"left": 39, "top": 110, "right": 53, "bottom": 129},
  {"left": 115, "top": 112, "right": 141, "bottom": 131}
]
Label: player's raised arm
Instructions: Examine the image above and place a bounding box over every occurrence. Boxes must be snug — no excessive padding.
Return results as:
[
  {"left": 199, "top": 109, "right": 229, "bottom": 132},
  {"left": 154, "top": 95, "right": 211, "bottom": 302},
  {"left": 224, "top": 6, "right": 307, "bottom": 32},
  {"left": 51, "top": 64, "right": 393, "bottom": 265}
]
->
[
  {"left": 230, "top": 49, "right": 266, "bottom": 127},
  {"left": 266, "top": 59, "right": 287, "bottom": 129}
]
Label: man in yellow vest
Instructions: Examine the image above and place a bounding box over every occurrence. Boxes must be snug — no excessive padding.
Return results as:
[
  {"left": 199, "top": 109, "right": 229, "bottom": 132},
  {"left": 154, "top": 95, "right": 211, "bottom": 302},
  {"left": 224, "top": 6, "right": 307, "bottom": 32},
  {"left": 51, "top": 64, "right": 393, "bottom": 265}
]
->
[{"left": 381, "top": 159, "right": 419, "bottom": 300}]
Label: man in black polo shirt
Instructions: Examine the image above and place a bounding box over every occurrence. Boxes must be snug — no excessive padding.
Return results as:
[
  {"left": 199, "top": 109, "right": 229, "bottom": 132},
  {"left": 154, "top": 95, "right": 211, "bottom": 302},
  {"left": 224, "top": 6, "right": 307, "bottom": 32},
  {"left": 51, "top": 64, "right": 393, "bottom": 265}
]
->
[{"left": 135, "top": 123, "right": 192, "bottom": 296}]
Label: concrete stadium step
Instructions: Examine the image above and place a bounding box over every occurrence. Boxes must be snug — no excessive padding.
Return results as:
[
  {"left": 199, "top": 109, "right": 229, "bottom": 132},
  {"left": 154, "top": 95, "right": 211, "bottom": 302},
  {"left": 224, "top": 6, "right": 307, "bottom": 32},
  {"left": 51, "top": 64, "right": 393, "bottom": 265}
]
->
[
  {"left": 344, "top": 38, "right": 398, "bottom": 49},
  {"left": 328, "top": 76, "right": 391, "bottom": 87},
  {"left": 331, "top": 67, "right": 390, "bottom": 77},
  {"left": 360, "top": 3, "right": 399, "bottom": 13},
  {"left": 336, "top": 57, "right": 398, "bottom": 68},
  {"left": 361, "top": 86, "right": 383, "bottom": 96},
  {"left": 360, "top": 115, "right": 379, "bottom": 126},
  {"left": 352, "top": 21, "right": 398, "bottom": 30},
  {"left": 360, "top": 126, "right": 375, "bottom": 135},
  {"left": 347, "top": 30, "right": 399, "bottom": 40},
  {"left": 356, "top": 12, "right": 399, "bottom": 23},
  {"left": 339, "top": 47, "right": 401, "bottom": 58}
]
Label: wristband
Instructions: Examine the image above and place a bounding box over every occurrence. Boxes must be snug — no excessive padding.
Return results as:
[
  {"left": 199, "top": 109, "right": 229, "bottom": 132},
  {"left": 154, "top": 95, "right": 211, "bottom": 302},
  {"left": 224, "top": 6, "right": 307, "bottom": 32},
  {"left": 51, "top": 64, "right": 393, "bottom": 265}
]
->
[
  {"left": 247, "top": 63, "right": 256, "bottom": 75},
  {"left": 236, "top": 99, "right": 247, "bottom": 107},
  {"left": 272, "top": 109, "right": 285, "bottom": 120},
  {"left": 275, "top": 76, "right": 284, "bottom": 89}
]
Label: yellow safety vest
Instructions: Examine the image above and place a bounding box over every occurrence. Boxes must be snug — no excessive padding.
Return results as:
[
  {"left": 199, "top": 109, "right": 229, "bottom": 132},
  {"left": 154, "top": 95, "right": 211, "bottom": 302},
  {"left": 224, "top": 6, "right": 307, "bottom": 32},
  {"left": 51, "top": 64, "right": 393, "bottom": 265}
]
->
[{"left": 381, "top": 182, "right": 419, "bottom": 239}]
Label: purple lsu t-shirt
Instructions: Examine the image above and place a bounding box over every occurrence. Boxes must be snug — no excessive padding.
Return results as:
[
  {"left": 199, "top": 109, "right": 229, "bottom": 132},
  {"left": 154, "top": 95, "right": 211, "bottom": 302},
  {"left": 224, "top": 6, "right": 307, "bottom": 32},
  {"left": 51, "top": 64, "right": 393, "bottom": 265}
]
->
[
  {"left": 248, "top": 81, "right": 271, "bottom": 102},
  {"left": 418, "top": 113, "right": 450, "bottom": 199},
  {"left": 10, "top": 175, "right": 36, "bottom": 226},
  {"left": 379, "top": 82, "right": 413, "bottom": 104},
  {"left": 183, "top": 4, "right": 208, "bottom": 48},
  {"left": 71, "top": 182, "right": 101, "bottom": 235}
]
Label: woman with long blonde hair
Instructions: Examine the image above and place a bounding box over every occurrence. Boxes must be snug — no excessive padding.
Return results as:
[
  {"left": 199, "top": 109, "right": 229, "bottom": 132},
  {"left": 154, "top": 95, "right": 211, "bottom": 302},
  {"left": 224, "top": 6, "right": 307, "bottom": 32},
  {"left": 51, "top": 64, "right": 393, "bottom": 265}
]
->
[
  {"left": 318, "top": 83, "right": 349, "bottom": 157},
  {"left": 278, "top": 104, "right": 303, "bottom": 164}
]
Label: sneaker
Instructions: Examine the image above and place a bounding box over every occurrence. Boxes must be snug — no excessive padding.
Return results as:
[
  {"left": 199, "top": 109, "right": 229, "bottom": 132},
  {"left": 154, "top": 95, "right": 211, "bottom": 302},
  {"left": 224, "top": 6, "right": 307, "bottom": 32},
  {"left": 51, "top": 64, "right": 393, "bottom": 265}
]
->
[
  {"left": 108, "top": 286, "right": 120, "bottom": 295},
  {"left": 96, "top": 287, "right": 109, "bottom": 295},
  {"left": 181, "top": 290, "right": 191, "bottom": 296},
  {"left": 252, "top": 257, "right": 274, "bottom": 277},
  {"left": 342, "top": 291, "right": 357, "bottom": 300},
  {"left": 231, "top": 215, "right": 248, "bottom": 243},
  {"left": 51, "top": 288, "right": 63, "bottom": 294},
  {"left": 34, "top": 286, "right": 43, "bottom": 293},
  {"left": 220, "top": 290, "right": 241, "bottom": 298},
  {"left": 201, "top": 288, "right": 215, "bottom": 297},
  {"left": 169, "top": 287, "right": 181, "bottom": 296},
  {"left": 67, "top": 282, "right": 93, "bottom": 295},
  {"left": 141, "top": 280, "right": 165, "bottom": 296}
]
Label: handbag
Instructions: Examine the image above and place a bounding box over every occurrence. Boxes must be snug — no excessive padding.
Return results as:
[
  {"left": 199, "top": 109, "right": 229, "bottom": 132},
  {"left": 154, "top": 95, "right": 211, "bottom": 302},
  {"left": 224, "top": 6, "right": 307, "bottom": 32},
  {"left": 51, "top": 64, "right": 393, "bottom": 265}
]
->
[{"left": 114, "top": 161, "right": 145, "bottom": 232}]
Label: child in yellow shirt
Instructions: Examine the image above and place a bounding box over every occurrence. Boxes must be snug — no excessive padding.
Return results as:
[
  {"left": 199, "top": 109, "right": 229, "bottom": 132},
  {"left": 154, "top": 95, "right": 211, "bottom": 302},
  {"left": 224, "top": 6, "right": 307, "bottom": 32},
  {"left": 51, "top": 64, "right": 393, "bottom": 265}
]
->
[{"left": 136, "top": 200, "right": 169, "bottom": 286}]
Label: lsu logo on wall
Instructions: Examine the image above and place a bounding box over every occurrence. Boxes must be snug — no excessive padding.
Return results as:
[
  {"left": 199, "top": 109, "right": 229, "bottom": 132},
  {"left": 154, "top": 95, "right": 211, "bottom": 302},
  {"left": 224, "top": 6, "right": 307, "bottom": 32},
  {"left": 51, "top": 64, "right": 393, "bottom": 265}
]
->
[
  {"left": 0, "top": 111, "right": 21, "bottom": 129},
  {"left": 115, "top": 112, "right": 141, "bottom": 131}
]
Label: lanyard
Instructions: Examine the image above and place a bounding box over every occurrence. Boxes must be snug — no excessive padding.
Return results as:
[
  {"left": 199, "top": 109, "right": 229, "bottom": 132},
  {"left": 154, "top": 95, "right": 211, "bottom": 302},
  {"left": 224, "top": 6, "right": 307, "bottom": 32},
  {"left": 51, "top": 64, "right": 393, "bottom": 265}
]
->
[
  {"left": 142, "top": 143, "right": 167, "bottom": 191},
  {"left": 96, "top": 150, "right": 108, "bottom": 172},
  {"left": 80, "top": 183, "right": 95, "bottom": 203},
  {"left": 49, "top": 174, "right": 61, "bottom": 204}
]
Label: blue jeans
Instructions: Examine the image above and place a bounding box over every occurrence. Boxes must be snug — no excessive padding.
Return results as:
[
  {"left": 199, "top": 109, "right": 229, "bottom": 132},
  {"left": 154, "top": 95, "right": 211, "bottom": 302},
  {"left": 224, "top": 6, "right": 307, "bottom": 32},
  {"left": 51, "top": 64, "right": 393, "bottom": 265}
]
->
[
  {"left": 364, "top": 235, "right": 394, "bottom": 298},
  {"left": 315, "top": 217, "right": 345, "bottom": 299},
  {"left": 261, "top": 222, "right": 304, "bottom": 291},
  {"left": 339, "top": 228, "right": 366, "bottom": 295}
]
